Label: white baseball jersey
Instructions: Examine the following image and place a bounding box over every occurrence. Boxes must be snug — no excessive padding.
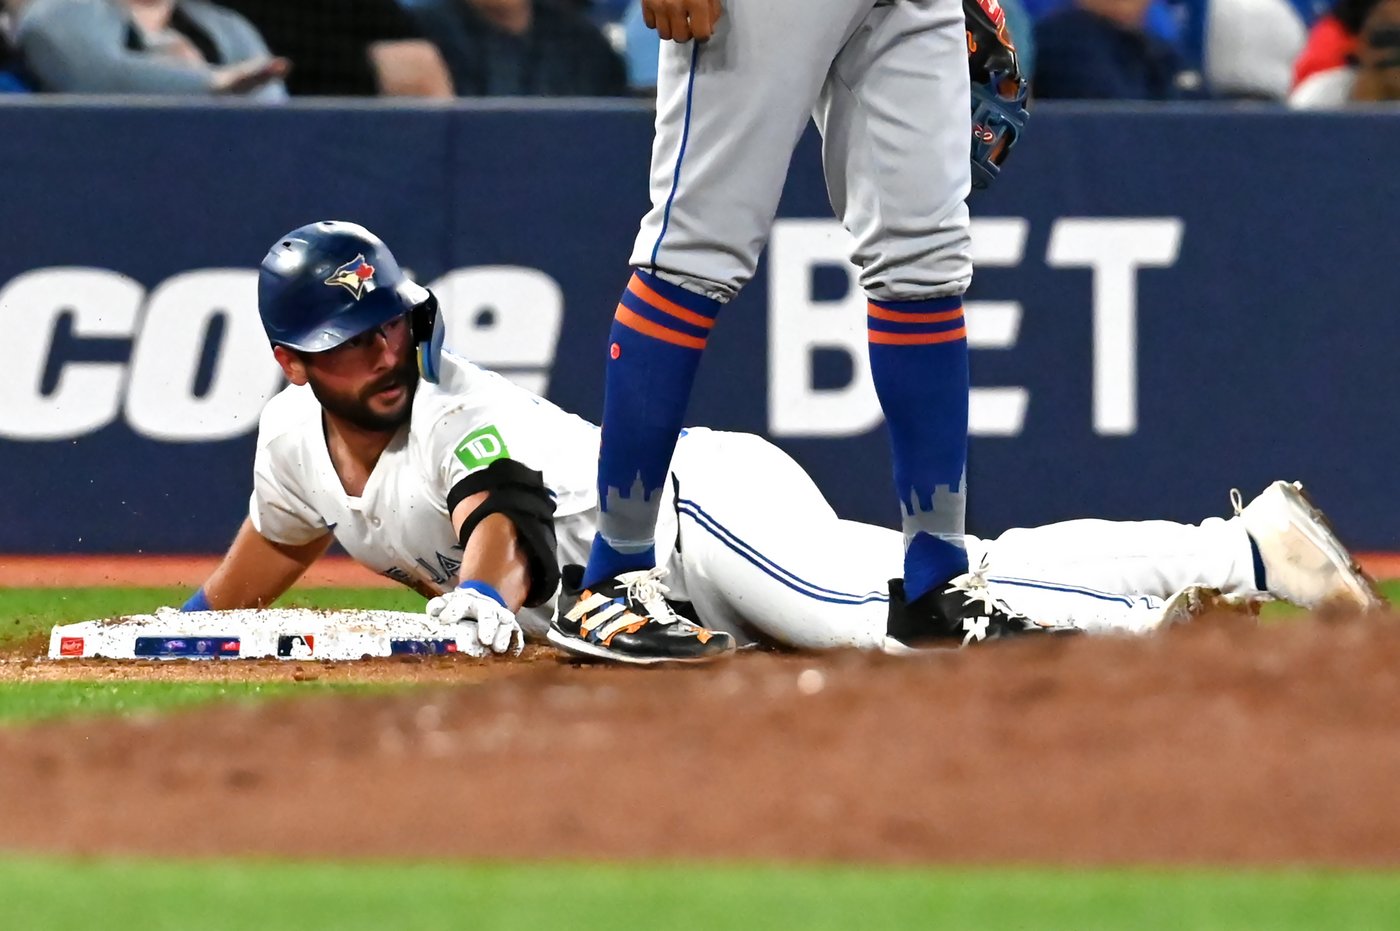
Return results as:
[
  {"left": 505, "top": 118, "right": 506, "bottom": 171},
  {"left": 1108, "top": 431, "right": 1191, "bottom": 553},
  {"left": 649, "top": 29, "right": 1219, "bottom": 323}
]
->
[
  {"left": 251, "top": 353, "right": 1263, "bottom": 647},
  {"left": 249, "top": 352, "right": 602, "bottom": 632}
]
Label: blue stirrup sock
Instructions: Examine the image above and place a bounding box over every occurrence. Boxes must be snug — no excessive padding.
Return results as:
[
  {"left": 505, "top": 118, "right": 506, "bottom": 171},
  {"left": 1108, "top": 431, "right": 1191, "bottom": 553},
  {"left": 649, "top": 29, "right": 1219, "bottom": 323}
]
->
[
  {"left": 867, "top": 295, "right": 972, "bottom": 602},
  {"left": 584, "top": 270, "right": 721, "bottom": 589}
]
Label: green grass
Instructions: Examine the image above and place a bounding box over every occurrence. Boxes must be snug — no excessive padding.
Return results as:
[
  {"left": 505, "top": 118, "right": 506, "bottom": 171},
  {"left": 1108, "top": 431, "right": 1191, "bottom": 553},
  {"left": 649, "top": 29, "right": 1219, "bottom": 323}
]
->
[
  {"left": 0, "top": 860, "right": 1398, "bottom": 930},
  {"left": 1258, "top": 578, "right": 1399, "bottom": 619},
  {"left": 0, "top": 681, "right": 374, "bottom": 723}
]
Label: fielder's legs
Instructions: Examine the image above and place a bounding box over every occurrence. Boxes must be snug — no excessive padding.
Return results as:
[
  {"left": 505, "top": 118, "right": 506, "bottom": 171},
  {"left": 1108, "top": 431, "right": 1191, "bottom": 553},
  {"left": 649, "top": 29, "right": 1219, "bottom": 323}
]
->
[
  {"left": 584, "top": 0, "right": 874, "bottom": 592},
  {"left": 812, "top": 1, "right": 1047, "bottom": 645},
  {"left": 818, "top": 0, "right": 974, "bottom": 604},
  {"left": 561, "top": 0, "right": 880, "bottom": 662}
]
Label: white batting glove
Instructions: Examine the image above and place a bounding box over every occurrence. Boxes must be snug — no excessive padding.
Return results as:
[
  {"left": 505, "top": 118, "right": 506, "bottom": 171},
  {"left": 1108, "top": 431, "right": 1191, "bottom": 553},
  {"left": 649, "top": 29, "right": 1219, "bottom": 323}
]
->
[{"left": 425, "top": 582, "right": 524, "bottom": 657}]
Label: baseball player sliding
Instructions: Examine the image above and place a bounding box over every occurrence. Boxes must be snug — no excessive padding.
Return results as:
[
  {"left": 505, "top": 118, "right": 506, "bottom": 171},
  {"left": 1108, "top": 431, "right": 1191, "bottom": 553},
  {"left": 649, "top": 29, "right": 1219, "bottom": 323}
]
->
[
  {"left": 181, "top": 222, "right": 1384, "bottom": 662},
  {"left": 565, "top": 0, "right": 1032, "bottom": 664}
]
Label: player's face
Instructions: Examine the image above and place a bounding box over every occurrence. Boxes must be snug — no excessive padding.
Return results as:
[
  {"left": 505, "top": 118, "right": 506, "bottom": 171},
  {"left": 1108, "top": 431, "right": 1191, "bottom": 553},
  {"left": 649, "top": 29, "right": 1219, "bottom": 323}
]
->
[{"left": 298, "top": 314, "right": 418, "bottom": 432}]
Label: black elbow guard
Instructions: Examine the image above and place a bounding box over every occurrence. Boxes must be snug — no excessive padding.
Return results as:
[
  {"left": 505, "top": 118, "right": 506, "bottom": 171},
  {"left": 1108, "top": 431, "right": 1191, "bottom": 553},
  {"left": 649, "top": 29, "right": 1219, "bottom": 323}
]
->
[{"left": 447, "top": 459, "right": 560, "bottom": 607}]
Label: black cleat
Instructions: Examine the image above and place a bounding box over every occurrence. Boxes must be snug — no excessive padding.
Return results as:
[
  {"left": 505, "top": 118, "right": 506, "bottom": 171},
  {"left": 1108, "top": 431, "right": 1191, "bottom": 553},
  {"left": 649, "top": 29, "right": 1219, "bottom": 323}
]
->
[
  {"left": 886, "top": 569, "right": 1078, "bottom": 648},
  {"left": 547, "top": 565, "right": 735, "bottom": 665}
]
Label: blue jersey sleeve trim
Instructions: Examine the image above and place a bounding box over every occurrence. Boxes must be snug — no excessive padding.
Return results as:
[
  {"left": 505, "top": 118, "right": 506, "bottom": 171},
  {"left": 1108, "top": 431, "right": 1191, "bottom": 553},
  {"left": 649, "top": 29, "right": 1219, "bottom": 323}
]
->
[
  {"left": 181, "top": 588, "right": 212, "bottom": 612},
  {"left": 458, "top": 579, "right": 508, "bottom": 608}
]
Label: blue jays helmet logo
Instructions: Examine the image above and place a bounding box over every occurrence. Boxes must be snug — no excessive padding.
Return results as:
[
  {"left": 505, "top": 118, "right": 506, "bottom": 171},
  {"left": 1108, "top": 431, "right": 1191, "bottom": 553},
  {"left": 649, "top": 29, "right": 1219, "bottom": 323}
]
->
[{"left": 324, "top": 254, "right": 377, "bottom": 299}]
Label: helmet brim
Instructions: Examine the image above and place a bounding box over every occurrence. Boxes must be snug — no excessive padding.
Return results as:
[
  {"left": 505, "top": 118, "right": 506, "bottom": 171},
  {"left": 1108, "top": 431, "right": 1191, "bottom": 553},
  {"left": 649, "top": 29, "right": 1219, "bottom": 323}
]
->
[{"left": 275, "top": 280, "right": 432, "bottom": 353}]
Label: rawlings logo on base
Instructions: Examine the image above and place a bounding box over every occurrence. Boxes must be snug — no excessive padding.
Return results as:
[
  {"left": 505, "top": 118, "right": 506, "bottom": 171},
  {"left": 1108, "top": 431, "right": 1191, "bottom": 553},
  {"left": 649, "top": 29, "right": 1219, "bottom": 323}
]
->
[{"left": 59, "top": 636, "right": 84, "bottom": 656}]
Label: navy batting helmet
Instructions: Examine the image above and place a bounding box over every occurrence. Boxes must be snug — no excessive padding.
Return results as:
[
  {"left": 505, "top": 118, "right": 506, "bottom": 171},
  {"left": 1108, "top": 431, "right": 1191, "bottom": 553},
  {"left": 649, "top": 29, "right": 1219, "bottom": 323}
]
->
[{"left": 258, "top": 220, "right": 435, "bottom": 353}]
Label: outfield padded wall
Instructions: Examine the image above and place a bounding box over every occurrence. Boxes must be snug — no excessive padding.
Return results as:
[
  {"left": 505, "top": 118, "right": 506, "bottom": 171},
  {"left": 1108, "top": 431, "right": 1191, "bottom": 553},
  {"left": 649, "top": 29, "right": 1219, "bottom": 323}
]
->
[{"left": 0, "top": 101, "right": 1395, "bottom": 553}]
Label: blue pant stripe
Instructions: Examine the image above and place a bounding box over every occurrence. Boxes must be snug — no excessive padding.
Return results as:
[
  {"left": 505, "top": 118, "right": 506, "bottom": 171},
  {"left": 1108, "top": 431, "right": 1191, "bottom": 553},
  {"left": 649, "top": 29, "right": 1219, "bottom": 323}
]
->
[
  {"left": 649, "top": 43, "right": 701, "bottom": 267},
  {"left": 986, "top": 575, "right": 1147, "bottom": 607},
  {"left": 677, "top": 498, "right": 889, "bottom": 606}
]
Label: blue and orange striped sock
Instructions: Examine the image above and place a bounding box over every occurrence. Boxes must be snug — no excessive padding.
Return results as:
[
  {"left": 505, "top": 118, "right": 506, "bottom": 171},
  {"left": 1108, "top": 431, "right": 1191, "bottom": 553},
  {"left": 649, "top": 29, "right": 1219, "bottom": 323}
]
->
[
  {"left": 583, "top": 270, "right": 721, "bottom": 589},
  {"left": 867, "top": 295, "right": 971, "bottom": 601}
]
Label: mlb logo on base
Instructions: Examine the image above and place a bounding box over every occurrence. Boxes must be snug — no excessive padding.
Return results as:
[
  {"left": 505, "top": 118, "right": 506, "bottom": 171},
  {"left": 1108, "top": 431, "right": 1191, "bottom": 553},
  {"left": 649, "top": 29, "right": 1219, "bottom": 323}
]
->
[{"left": 277, "top": 635, "right": 316, "bottom": 660}]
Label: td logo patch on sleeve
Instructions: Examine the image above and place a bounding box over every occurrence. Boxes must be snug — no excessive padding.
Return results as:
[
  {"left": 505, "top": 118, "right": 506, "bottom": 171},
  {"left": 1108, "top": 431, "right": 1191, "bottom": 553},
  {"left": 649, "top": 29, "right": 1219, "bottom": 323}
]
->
[{"left": 454, "top": 425, "right": 510, "bottom": 470}]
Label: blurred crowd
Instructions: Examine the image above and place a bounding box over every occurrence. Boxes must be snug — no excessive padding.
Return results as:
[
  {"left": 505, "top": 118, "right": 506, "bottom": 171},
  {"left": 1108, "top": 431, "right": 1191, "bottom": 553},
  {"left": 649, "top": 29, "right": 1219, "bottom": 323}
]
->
[
  {"left": 0, "top": 0, "right": 1397, "bottom": 106},
  {"left": 1027, "top": 0, "right": 1400, "bottom": 105}
]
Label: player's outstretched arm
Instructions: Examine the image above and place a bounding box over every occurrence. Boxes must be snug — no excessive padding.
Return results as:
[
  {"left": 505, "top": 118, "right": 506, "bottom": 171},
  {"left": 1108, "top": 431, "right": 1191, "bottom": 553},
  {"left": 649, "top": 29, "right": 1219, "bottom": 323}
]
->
[
  {"left": 423, "top": 494, "right": 537, "bottom": 656},
  {"left": 422, "top": 454, "right": 562, "bottom": 655},
  {"left": 450, "top": 495, "right": 533, "bottom": 612},
  {"left": 185, "top": 518, "right": 333, "bottom": 611}
]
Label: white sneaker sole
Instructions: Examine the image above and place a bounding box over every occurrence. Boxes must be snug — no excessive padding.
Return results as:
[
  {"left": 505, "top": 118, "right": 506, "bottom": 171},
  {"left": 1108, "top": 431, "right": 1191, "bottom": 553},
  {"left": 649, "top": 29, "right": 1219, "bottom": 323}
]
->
[
  {"left": 1245, "top": 482, "right": 1386, "bottom": 612},
  {"left": 880, "top": 636, "right": 959, "bottom": 655},
  {"left": 545, "top": 627, "right": 733, "bottom": 666}
]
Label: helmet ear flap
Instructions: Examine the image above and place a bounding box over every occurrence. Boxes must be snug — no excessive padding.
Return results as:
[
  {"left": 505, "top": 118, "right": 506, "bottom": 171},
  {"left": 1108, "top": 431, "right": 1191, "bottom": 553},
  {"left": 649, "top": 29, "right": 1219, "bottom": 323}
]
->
[
  {"left": 410, "top": 288, "right": 439, "bottom": 344},
  {"left": 411, "top": 288, "right": 446, "bottom": 384}
]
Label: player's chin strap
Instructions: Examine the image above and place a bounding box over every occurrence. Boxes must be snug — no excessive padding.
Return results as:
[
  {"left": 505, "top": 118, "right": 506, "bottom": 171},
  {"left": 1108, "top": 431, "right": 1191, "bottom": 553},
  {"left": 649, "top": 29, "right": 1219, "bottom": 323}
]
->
[{"left": 408, "top": 284, "right": 445, "bottom": 384}]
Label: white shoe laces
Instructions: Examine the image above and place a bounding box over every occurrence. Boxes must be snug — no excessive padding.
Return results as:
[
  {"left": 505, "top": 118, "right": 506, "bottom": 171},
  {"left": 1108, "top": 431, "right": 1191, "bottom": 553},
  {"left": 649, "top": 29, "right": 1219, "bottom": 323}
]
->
[
  {"left": 946, "top": 556, "right": 1035, "bottom": 627},
  {"left": 620, "top": 567, "right": 684, "bottom": 626},
  {"left": 1230, "top": 488, "right": 1244, "bottom": 517}
]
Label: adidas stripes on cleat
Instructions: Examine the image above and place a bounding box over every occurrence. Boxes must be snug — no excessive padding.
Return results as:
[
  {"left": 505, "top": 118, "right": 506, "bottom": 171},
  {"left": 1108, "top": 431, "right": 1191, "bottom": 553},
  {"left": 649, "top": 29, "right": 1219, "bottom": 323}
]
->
[{"left": 547, "top": 566, "right": 735, "bottom": 665}]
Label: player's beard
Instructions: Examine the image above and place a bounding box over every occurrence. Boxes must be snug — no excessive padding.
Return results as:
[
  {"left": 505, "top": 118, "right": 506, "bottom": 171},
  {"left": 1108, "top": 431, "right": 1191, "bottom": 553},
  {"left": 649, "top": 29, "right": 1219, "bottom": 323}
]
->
[{"left": 307, "top": 351, "right": 419, "bottom": 433}]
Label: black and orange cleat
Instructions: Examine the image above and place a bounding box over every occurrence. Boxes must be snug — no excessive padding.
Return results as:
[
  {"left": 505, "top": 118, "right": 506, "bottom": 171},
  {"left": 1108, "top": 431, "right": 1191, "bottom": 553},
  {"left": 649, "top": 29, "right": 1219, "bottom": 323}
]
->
[{"left": 548, "top": 565, "right": 735, "bottom": 665}]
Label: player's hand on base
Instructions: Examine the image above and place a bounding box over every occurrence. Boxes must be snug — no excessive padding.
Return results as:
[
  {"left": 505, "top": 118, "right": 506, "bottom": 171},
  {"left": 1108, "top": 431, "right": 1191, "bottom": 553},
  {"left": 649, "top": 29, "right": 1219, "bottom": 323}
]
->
[
  {"left": 426, "top": 583, "right": 524, "bottom": 657},
  {"left": 643, "top": 0, "right": 723, "bottom": 42}
]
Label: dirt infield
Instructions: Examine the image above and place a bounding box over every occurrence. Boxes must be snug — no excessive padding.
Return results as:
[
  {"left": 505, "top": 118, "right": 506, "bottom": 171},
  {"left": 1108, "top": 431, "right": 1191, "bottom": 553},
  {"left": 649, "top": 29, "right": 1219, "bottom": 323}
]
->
[
  {"left": 3, "top": 614, "right": 1400, "bottom": 866},
  {"left": 0, "top": 642, "right": 559, "bottom": 684}
]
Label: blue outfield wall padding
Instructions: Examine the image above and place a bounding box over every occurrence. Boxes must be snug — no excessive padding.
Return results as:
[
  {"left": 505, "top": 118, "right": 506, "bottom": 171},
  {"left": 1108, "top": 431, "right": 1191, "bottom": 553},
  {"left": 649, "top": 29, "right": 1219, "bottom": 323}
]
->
[{"left": 0, "top": 100, "right": 1396, "bottom": 553}]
